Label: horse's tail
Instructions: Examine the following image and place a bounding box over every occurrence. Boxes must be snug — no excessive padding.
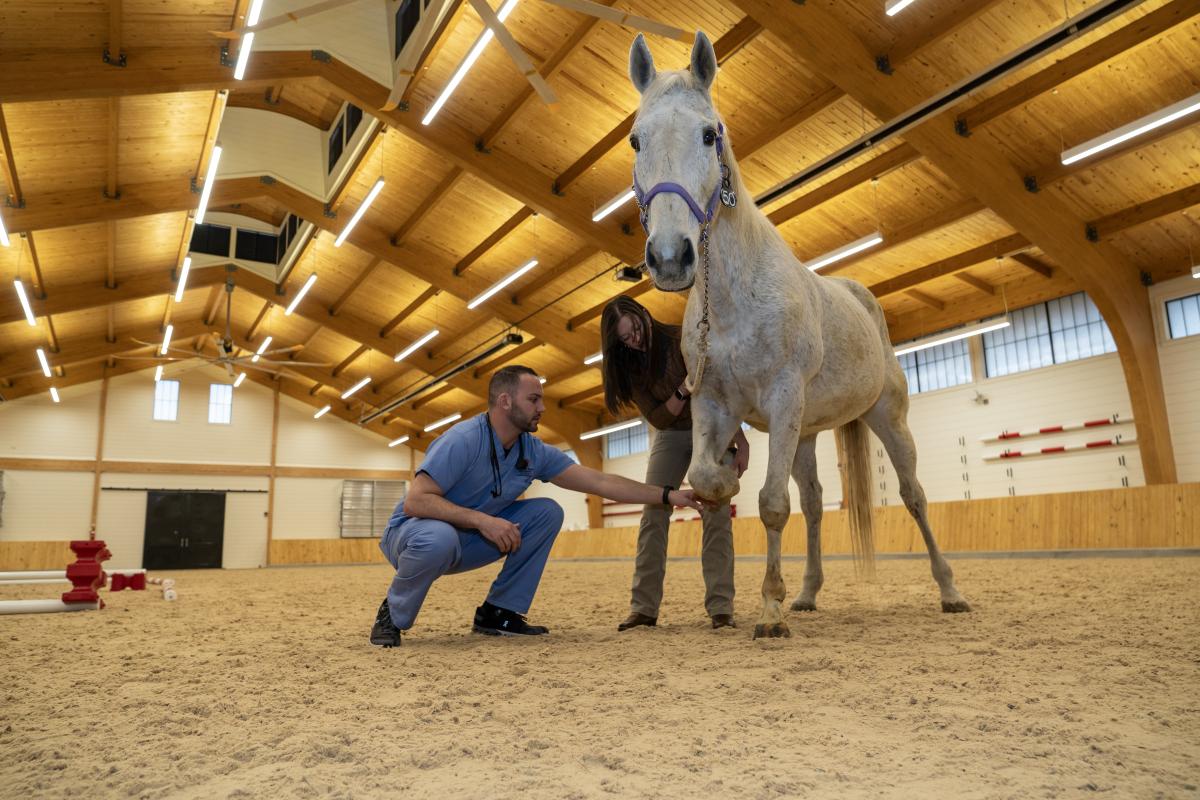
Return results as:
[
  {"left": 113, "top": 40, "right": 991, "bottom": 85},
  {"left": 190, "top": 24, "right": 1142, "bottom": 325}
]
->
[{"left": 836, "top": 418, "right": 876, "bottom": 581}]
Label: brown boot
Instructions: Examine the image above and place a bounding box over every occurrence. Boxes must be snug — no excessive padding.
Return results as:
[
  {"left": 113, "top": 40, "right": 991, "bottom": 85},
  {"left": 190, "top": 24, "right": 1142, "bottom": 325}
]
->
[
  {"left": 710, "top": 613, "right": 736, "bottom": 629},
  {"left": 617, "top": 612, "right": 657, "bottom": 631}
]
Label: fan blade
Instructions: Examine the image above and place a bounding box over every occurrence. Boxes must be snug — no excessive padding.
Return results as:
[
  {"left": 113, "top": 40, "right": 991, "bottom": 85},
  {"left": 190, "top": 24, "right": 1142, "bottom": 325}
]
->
[
  {"left": 467, "top": 0, "right": 558, "bottom": 107},
  {"left": 541, "top": 0, "right": 691, "bottom": 42},
  {"left": 257, "top": 359, "right": 333, "bottom": 367},
  {"left": 209, "top": 0, "right": 360, "bottom": 39},
  {"left": 111, "top": 354, "right": 189, "bottom": 362}
]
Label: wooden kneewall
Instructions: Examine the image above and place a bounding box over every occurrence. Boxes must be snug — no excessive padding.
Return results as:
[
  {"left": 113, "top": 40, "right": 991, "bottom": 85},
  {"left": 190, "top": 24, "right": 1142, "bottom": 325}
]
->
[{"left": 5, "top": 485, "right": 1197, "bottom": 569}]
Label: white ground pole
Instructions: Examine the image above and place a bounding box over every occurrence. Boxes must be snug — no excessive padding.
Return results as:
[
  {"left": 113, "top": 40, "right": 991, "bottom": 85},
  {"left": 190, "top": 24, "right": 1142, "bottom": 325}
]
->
[
  {"left": 0, "top": 569, "right": 144, "bottom": 582},
  {"left": 0, "top": 600, "right": 102, "bottom": 615}
]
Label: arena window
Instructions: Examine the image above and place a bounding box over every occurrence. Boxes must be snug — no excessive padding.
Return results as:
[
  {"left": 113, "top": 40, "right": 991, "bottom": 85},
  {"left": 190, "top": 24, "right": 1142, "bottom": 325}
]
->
[
  {"left": 208, "top": 384, "right": 233, "bottom": 425},
  {"left": 983, "top": 292, "right": 1114, "bottom": 377},
  {"left": 1165, "top": 292, "right": 1200, "bottom": 340},
  {"left": 605, "top": 422, "right": 649, "bottom": 459},
  {"left": 897, "top": 338, "right": 972, "bottom": 395},
  {"left": 153, "top": 380, "right": 180, "bottom": 422}
]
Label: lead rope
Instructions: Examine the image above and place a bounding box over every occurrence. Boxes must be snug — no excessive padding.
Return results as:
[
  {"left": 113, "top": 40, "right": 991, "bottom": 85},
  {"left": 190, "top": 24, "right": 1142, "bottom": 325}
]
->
[{"left": 684, "top": 219, "right": 712, "bottom": 394}]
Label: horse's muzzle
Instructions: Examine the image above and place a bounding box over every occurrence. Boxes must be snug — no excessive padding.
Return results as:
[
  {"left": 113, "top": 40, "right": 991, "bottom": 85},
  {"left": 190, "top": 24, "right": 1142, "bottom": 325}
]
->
[{"left": 646, "top": 235, "right": 696, "bottom": 291}]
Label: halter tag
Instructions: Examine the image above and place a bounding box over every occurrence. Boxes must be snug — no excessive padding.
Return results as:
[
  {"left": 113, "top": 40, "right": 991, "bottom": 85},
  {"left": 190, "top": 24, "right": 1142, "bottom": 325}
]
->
[{"left": 720, "top": 188, "right": 737, "bottom": 208}]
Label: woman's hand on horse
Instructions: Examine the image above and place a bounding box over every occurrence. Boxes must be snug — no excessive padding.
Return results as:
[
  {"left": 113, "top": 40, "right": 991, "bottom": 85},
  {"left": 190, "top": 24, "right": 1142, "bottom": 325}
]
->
[
  {"left": 733, "top": 445, "right": 749, "bottom": 478},
  {"left": 670, "top": 489, "right": 707, "bottom": 510}
]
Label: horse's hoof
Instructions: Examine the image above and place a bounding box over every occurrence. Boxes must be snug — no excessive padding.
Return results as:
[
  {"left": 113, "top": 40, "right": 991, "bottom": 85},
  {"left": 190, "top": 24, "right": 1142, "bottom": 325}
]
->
[
  {"left": 752, "top": 622, "right": 791, "bottom": 639},
  {"left": 942, "top": 599, "right": 972, "bottom": 613},
  {"left": 790, "top": 598, "right": 817, "bottom": 612}
]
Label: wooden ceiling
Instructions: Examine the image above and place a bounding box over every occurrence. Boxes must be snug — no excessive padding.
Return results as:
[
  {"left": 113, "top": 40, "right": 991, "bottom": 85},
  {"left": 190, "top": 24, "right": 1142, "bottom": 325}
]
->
[{"left": 1, "top": 0, "right": 1197, "bottom": 452}]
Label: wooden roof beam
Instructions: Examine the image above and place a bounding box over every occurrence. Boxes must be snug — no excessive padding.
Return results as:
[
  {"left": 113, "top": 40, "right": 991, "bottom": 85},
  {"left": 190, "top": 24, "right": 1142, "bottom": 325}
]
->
[
  {"left": 329, "top": 256, "right": 383, "bottom": 316},
  {"left": 379, "top": 285, "right": 440, "bottom": 338},
  {"left": 957, "top": 0, "right": 1200, "bottom": 134},
  {"left": 454, "top": 207, "right": 534, "bottom": 276},
  {"left": 0, "top": 106, "right": 23, "bottom": 206},
  {"left": 332, "top": 344, "right": 369, "bottom": 377},
  {"left": 245, "top": 299, "right": 274, "bottom": 341},
  {"left": 567, "top": 280, "right": 652, "bottom": 331},
  {"left": 397, "top": 0, "right": 467, "bottom": 112},
  {"left": 954, "top": 273, "right": 996, "bottom": 296},
  {"left": 512, "top": 245, "right": 601, "bottom": 305},
  {"left": 558, "top": 383, "right": 604, "bottom": 408}
]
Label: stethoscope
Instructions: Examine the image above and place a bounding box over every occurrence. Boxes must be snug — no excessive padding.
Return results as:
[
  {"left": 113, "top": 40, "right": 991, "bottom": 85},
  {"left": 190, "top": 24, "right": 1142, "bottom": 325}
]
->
[{"left": 483, "top": 414, "right": 527, "bottom": 498}]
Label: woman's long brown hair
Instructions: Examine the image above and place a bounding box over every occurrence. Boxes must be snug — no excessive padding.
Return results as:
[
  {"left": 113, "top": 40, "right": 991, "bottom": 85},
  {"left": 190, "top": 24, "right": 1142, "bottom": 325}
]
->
[{"left": 600, "top": 295, "right": 681, "bottom": 415}]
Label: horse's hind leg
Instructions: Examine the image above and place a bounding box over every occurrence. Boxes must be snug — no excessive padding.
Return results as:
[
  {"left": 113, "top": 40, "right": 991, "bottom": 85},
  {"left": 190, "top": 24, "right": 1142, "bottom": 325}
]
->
[
  {"left": 789, "top": 436, "right": 824, "bottom": 612},
  {"left": 863, "top": 394, "right": 971, "bottom": 613}
]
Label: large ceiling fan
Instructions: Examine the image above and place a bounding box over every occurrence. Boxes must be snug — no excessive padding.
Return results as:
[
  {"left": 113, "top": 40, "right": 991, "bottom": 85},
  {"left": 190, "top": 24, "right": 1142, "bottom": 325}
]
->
[
  {"left": 212, "top": 0, "right": 690, "bottom": 111},
  {"left": 116, "top": 269, "right": 331, "bottom": 379}
]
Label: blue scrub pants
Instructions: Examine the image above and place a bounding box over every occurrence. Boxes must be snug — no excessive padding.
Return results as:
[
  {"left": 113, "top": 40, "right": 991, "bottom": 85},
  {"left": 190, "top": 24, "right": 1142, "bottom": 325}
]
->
[{"left": 379, "top": 498, "right": 565, "bottom": 630}]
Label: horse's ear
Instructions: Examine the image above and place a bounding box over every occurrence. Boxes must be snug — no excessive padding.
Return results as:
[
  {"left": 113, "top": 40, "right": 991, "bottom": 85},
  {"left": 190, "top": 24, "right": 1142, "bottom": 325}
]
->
[
  {"left": 629, "top": 33, "right": 656, "bottom": 94},
  {"left": 690, "top": 31, "right": 717, "bottom": 91}
]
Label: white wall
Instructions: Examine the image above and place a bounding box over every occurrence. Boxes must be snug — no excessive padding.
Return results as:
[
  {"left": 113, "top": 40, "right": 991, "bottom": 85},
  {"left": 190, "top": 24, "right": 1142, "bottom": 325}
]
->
[
  {"left": 583, "top": 286, "right": 1200, "bottom": 530},
  {"left": 521, "top": 447, "right": 590, "bottom": 531},
  {"left": 0, "top": 361, "right": 412, "bottom": 567},
  {"left": 219, "top": 107, "right": 325, "bottom": 198},
  {"left": 254, "top": 0, "right": 394, "bottom": 87}
]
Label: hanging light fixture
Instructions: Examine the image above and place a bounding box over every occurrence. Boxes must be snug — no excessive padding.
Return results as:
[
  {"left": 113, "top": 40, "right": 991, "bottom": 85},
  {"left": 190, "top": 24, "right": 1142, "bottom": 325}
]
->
[
  {"left": 388, "top": 435, "right": 410, "bottom": 448},
  {"left": 232, "top": 0, "right": 266, "bottom": 80},
  {"left": 251, "top": 335, "right": 272, "bottom": 363},
  {"left": 174, "top": 257, "right": 192, "bottom": 303},
  {"left": 341, "top": 376, "right": 372, "bottom": 399},
  {"left": 234, "top": 372, "right": 246, "bottom": 387},
  {"left": 154, "top": 365, "right": 164, "bottom": 382},
  {"left": 884, "top": 0, "right": 919, "bottom": 15},
  {"left": 423, "top": 0, "right": 521, "bottom": 126},
  {"left": 805, "top": 232, "right": 884, "bottom": 271},
  {"left": 160, "top": 324, "right": 174, "bottom": 355},
  {"left": 424, "top": 413, "right": 462, "bottom": 432},
  {"left": 194, "top": 145, "right": 223, "bottom": 225},
  {"left": 583, "top": 351, "right": 603, "bottom": 365},
  {"left": 893, "top": 319, "right": 1011, "bottom": 357},
  {"left": 580, "top": 419, "right": 643, "bottom": 440},
  {"left": 467, "top": 259, "right": 538, "bottom": 309},
  {"left": 1062, "top": 92, "right": 1200, "bottom": 166},
  {"left": 314, "top": 404, "right": 331, "bottom": 419},
  {"left": 592, "top": 189, "right": 636, "bottom": 223},
  {"left": 49, "top": 387, "right": 60, "bottom": 403},
  {"left": 394, "top": 329, "right": 440, "bottom": 363},
  {"left": 334, "top": 177, "right": 385, "bottom": 247},
  {"left": 285, "top": 273, "right": 317, "bottom": 316},
  {"left": 36, "top": 348, "right": 52, "bottom": 378},
  {"left": 13, "top": 280, "right": 37, "bottom": 326}
]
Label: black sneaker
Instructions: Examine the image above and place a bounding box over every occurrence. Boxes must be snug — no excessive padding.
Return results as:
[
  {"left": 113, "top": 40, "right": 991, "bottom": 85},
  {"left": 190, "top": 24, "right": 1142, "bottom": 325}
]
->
[
  {"left": 472, "top": 601, "right": 549, "bottom": 636},
  {"left": 370, "top": 599, "right": 401, "bottom": 648}
]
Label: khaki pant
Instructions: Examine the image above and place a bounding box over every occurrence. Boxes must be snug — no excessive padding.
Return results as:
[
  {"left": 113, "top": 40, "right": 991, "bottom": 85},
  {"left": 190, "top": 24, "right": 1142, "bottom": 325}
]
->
[{"left": 630, "top": 428, "right": 735, "bottom": 618}]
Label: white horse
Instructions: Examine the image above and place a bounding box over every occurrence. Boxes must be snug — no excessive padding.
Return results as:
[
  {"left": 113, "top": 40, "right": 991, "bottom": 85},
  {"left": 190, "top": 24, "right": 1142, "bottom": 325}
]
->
[{"left": 627, "top": 32, "right": 970, "bottom": 638}]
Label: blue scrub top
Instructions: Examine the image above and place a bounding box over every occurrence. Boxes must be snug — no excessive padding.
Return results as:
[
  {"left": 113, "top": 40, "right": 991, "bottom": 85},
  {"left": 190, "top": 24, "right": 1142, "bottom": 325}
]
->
[{"left": 389, "top": 413, "right": 575, "bottom": 529}]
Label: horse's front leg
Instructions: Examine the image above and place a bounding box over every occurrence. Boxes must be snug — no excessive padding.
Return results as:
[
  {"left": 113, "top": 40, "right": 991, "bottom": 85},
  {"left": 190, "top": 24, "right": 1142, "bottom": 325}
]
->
[
  {"left": 686, "top": 393, "right": 744, "bottom": 506},
  {"left": 753, "top": 391, "right": 805, "bottom": 640}
]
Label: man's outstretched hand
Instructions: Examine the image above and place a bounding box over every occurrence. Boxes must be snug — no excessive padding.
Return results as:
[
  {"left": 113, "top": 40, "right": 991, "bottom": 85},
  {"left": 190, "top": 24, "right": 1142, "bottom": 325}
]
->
[{"left": 668, "top": 489, "right": 716, "bottom": 511}]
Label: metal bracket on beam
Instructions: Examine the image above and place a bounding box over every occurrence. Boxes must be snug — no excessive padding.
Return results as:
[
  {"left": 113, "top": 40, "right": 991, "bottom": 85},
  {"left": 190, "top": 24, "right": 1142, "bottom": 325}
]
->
[
  {"left": 474, "top": 139, "right": 491, "bottom": 155},
  {"left": 102, "top": 49, "right": 127, "bottom": 68},
  {"left": 190, "top": 177, "right": 201, "bottom": 195},
  {"left": 397, "top": 101, "right": 409, "bottom": 112},
  {"left": 259, "top": 175, "right": 277, "bottom": 185},
  {"left": 220, "top": 45, "right": 234, "bottom": 68},
  {"left": 875, "top": 55, "right": 893, "bottom": 75},
  {"left": 323, "top": 202, "right": 337, "bottom": 219},
  {"left": 621, "top": 223, "right": 633, "bottom": 236},
  {"left": 1085, "top": 224, "right": 1099, "bottom": 242},
  {"left": 311, "top": 50, "right": 332, "bottom": 63},
  {"left": 263, "top": 88, "right": 281, "bottom": 106},
  {"left": 1140, "top": 270, "right": 1153, "bottom": 286},
  {"left": 1023, "top": 176, "right": 1040, "bottom": 193},
  {"left": 551, "top": 181, "right": 565, "bottom": 198},
  {"left": 4, "top": 197, "right": 25, "bottom": 209},
  {"left": 102, "top": 188, "right": 121, "bottom": 201},
  {"left": 954, "top": 118, "right": 970, "bottom": 137}
]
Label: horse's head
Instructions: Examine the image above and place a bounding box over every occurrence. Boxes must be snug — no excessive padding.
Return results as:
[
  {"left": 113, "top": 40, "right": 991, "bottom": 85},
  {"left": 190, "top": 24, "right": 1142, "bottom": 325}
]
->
[{"left": 628, "top": 31, "right": 724, "bottom": 292}]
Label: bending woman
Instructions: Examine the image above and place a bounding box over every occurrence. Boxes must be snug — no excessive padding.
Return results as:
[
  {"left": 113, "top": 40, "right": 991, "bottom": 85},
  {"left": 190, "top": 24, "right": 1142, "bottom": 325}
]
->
[{"left": 599, "top": 296, "right": 749, "bottom": 630}]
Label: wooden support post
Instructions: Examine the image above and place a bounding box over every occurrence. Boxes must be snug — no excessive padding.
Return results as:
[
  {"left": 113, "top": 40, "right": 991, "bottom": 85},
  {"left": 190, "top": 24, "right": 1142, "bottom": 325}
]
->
[
  {"left": 573, "top": 438, "right": 604, "bottom": 529},
  {"left": 266, "top": 381, "right": 280, "bottom": 565},
  {"left": 89, "top": 371, "right": 111, "bottom": 538}
]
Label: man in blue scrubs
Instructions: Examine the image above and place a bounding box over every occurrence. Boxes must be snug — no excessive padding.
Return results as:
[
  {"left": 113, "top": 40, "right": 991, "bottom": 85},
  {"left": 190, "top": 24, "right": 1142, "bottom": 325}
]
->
[{"left": 370, "top": 365, "right": 704, "bottom": 647}]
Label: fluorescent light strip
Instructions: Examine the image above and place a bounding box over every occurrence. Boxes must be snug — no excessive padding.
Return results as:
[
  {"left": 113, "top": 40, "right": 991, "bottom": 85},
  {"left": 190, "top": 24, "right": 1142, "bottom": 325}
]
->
[
  {"left": 424, "top": 413, "right": 462, "bottom": 432},
  {"left": 234, "top": 372, "right": 246, "bottom": 387},
  {"left": 194, "top": 145, "right": 223, "bottom": 225},
  {"left": 251, "top": 335, "right": 272, "bottom": 363},
  {"left": 580, "top": 419, "right": 643, "bottom": 441},
  {"left": 422, "top": 0, "right": 520, "bottom": 126},
  {"left": 1192, "top": 264, "right": 1200, "bottom": 279},
  {"left": 334, "top": 177, "right": 385, "bottom": 247},
  {"left": 36, "top": 348, "right": 51, "bottom": 378},
  {"left": 805, "top": 232, "right": 884, "bottom": 271},
  {"left": 14, "top": 280, "right": 36, "bottom": 326},
  {"left": 174, "top": 257, "right": 192, "bottom": 303},
  {"left": 285, "top": 273, "right": 317, "bottom": 315},
  {"left": 467, "top": 258, "right": 538, "bottom": 309},
  {"left": 232, "top": 0, "right": 265, "bottom": 80},
  {"left": 885, "top": 0, "right": 918, "bottom": 16},
  {"left": 341, "top": 376, "right": 371, "bottom": 399},
  {"left": 154, "top": 365, "right": 164, "bottom": 382},
  {"left": 49, "top": 387, "right": 60, "bottom": 404},
  {"left": 893, "top": 319, "right": 1011, "bottom": 357},
  {"left": 160, "top": 324, "right": 174, "bottom": 355},
  {"left": 314, "top": 405, "right": 331, "bottom": 419},
  {"left": 1062, "top": 92, "right": 1200, "bottom": 166},
  {"left": 394, "top": 329, "right": 440, "bottom": 362},
  {"left": 0, "top": 210, "right": 9, "bottom": 246},
  {"left": 592, "top": 189, "right": 636, "bottom": 222},
  {"left": 583, "top": 351, "right": 603, "bottom": 365},
  {"left": 388, "top": 435, "right": 410, "bottom": 448}
]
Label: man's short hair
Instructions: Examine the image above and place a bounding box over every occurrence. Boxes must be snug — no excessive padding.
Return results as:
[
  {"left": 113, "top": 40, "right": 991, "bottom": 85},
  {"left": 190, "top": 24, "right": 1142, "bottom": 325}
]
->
[{"left": 489, "top": 365, "right": 539, "bottom": 406}]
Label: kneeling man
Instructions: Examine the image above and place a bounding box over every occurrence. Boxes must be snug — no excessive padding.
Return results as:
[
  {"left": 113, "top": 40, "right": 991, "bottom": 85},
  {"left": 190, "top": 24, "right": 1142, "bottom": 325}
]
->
[{"left": 371, "top": 365, "right": 703, "bottom": 646}]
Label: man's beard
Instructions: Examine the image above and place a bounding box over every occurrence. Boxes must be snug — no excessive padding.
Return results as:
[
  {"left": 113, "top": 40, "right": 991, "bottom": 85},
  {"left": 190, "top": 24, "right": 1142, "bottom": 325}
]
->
[{"left": 508, "top": 406, "right": 539, "bottom": 433}]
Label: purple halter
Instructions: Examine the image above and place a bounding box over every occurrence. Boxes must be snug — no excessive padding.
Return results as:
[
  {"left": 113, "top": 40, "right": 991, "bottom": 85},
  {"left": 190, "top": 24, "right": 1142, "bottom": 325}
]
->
[{"left": 632, "top": 123, "right": 733, "bottom": 234}]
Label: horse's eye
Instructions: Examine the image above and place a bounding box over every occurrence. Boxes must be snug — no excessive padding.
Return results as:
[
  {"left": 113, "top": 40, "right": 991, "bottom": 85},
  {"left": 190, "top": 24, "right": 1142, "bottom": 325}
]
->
[
  {"left": 629, "top": 135, "right": 640, "bottom": 152},
  {"left": 702, "top": 128, "right": 717, "bottom": 146}
]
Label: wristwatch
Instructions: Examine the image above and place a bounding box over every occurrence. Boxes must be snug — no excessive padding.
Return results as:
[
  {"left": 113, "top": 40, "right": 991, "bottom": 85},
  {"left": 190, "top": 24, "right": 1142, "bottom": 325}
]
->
[
  {"left": 662, "top": 485, "right": 675, "bottom": 505},
  {"left": 674, "top": 388, "right": 688, "bottom": 402}
]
